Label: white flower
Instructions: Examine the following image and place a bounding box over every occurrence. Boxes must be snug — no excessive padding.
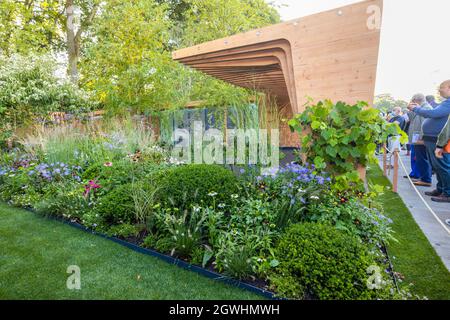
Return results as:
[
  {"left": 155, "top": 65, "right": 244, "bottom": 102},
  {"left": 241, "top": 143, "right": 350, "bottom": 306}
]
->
[
  {"left": 310, "top": 196, "right": 320, "bottom": 200},
  {"left": 231, "top": 194, "right": 239, "bottom": 199},
  {"left": 218, "top": 203, "right": 225, "bottom": 209},
  {"left": 208, "top": 191, "right": 218, "bottom": 197},
  {"left": 298, "top": 189, "right": 306, "bottom": 193}
]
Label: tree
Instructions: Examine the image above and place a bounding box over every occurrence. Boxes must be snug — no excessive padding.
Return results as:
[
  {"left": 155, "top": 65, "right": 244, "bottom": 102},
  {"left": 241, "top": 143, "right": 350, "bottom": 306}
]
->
[
  {"left": 181, "top": 0, "right": 280, "bottom": 46},
  {"left": 81, "top": 0, "right": 188, "bottom": 111},
  {"left": 64, "top": 0, "right": 100, "bottom": 83},
  {"left": 0, "top": 0, "right": 62, "bottom": 55},
  {"left": 374, "top": 94, "right": 408, "bottom": 112},
  {"left": 0, "top": 0, "right": 100, "bottom": 83},
  {"left": 0, "top": 53, "right": 95, "bottom": 146},
  {"left": 82, "top": 0, "right": 281, "bottom": 113}
]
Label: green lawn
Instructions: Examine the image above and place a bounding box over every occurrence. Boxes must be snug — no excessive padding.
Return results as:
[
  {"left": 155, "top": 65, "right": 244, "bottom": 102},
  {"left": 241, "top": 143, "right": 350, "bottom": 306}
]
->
[
  {"left": 0, "top": 203, "right": 261, "bottom": 300},
  {"left": 367, "top": 166, "right": 450, "bottom": 300}
]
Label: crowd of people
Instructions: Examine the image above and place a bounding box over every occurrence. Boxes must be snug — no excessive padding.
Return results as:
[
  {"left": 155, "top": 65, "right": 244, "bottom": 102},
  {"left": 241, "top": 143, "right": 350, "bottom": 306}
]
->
[{"left": 385, "top": 80, "right": 450, "bottom": 204}]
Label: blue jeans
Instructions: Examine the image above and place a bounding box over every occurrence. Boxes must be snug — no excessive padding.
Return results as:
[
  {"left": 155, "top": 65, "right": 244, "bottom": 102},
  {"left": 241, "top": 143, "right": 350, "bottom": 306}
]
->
[
  {"left": 414, "top": 144, "right": 432, "bottom": 183},
  {"left": 424, "top": 141, "right": 450, "bottom": 196},
  {"left": 409, "top": 145, "right": 419, "bottom": 178}
]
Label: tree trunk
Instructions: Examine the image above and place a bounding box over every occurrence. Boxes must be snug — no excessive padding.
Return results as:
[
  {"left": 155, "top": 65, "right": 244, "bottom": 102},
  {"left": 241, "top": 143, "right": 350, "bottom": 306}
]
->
[{"left": 66, "top": 0, "right": 79, "bottom": 84}]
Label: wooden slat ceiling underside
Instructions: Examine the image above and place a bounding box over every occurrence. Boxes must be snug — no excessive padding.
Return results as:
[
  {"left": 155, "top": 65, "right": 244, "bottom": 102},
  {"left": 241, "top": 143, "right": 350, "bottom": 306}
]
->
[
  {"left": 173, "top": 0, "right": 383, "bottom": 114},
  {"left": 175, "top": 39, "right": 295, "bottom": 109}
]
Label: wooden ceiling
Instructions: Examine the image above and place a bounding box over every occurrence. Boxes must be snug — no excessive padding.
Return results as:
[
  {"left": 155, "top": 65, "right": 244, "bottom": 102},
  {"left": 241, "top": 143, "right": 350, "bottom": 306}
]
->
[{"left": 173, "top": 0, "right": 383, "bottom": 114}]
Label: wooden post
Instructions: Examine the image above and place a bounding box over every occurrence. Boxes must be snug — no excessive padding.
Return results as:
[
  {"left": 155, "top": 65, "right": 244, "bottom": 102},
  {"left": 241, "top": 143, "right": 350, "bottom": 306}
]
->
[
  {"left": 383, "top": 143, "right": 387, "bottom": 176},
  {"left": 392, "top": 148, "right": 399, "bottom": 193}
]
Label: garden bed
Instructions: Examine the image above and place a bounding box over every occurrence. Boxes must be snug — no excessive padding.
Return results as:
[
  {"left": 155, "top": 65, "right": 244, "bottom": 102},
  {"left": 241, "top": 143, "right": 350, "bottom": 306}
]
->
[
  {"left": 0, "top": 110, "right": 419, "bottom": 300},
  {"left": 23, "top": 207, "right": 278, "bottom": 299}
]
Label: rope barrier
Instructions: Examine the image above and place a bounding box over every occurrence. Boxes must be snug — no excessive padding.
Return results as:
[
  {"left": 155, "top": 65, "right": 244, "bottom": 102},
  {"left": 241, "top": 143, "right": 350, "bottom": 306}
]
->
[{"left": 383, "top": 145, "right": 450, "bottom": 235}]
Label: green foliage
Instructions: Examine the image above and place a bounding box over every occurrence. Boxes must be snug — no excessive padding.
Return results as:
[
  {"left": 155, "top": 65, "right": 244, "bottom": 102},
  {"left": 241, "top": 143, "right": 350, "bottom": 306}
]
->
[
  {"left": 0, "top": 0, "right": 63, "bottom": 55},
  {"left": 214, "top": 199, "right": 279, "bottom": 279},
  {"left": 181, "top": 0, "right": 279, "bottom": 47},
  {"left": 269, "top": 223, "right": 391, "bottom": 300},
  {"left": 81, "top": 0, "right": 191, "bottom": 112},
  {"left": 155, "top": 207, "right": 208, "bottom": 258},
  {"left": 94, "top": 183, "right": 136, "bottom": 225},
  {"left": 82, "top": 160, "right": 161, "bottom": 194},
  {"left": 374, "top": 94, "right": 408, "bottom": 112},
  {"left": 306, "top": 196, "right": 395, "bottom": 244},
  {"left": 34, "top": 182, "right": 89, "bottom": 219},
  {"left": 0, "top": 54, "right": 95, "bottom": 146},
  {"left": 21, "top": 119, "right": 161, "bottom": 167},
  {"left": 155, "top": 164, "right": 239, "bottom": 209},
  {"left": 106, "top": 223, "right": 140, "bottom": 238},
  {"left": 288, "top": 100, "right": 407, "bottom": 190}
]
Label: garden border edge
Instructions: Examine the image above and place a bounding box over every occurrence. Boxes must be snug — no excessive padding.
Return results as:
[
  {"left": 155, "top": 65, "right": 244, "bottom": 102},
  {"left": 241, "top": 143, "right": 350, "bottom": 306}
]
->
[{"left": 23, "top": 207, "right": 281, "bottom": 300}]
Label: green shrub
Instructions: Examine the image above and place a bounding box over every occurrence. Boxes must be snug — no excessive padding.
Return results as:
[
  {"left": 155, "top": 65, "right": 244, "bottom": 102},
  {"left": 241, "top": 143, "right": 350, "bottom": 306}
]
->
[
  {"left": 143, "top": 234, "right": 158, "bottom": 249},
  {"left": 95, "top": 183, "right": 137, "bottom": 225},
  {"left": 106, "top": 223, "right": 139, "bottom": 238},
  {"left": 307, "top": 197, "right": 395, "bottom": 244},
  {"left": 34, "top": 182, "right": 89, "bottom": 219},
  {"left": 213, "top": 199, "right": 279, "bottom": 279},
  {"left": 155, "top": 164, "right": 239, "bottom": 209},
  {"left": 288, "top": 100, "right": 407, "bottom": 191},
  {"left": 269, "top": 223, "right": 388, "bottom": 300},
  {"left": 0, "top": 54, "right": 96, "bottom": 146},
  {"left": 82, "top": 160, "right": 161, "bottom": 193},
  {"left": 154, "top": 207, "right": 208, "bottom": 258}
]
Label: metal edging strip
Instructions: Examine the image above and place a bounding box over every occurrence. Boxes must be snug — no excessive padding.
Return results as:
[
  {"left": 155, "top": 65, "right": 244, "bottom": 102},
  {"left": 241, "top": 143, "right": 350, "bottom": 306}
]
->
[{"left": 25, "top": 208, "right": 281, "bottom": 300}]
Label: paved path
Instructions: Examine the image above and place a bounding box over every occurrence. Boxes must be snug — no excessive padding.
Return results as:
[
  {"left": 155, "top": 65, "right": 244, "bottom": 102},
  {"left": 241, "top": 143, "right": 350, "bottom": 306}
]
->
[{"left": 378, "top": 153, "right": 450, "bottom": 272}]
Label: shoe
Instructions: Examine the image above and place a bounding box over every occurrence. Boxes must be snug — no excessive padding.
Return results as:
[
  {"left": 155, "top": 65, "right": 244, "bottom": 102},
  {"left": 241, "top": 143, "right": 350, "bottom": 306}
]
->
[
  {"left": 413, "top": 181, "right": 432, "bottom": 187},
  {"left": 431, "top": 195, "right": 450, "bottom": 203},
  {"left": 425, "top": 190, "right": 442, "bottom": 197}
]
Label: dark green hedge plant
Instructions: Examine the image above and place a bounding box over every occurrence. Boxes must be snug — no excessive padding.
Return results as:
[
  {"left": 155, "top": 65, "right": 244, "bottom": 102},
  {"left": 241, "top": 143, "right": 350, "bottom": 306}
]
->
[
  {"left": 155, "top": 164, "right": 239, "bottom": 210},
  {"left": 269, "top": 223, "right": 392, "bottom": 300}
]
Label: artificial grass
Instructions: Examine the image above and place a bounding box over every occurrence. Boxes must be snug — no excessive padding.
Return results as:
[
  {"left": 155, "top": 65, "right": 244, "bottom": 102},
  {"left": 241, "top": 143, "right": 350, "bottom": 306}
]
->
[
  {"left": 367, "top": 166, "right": 450, "bottom": 300},
  {"left": 0, "top": 203, "right": 262, "bottom": 300}
]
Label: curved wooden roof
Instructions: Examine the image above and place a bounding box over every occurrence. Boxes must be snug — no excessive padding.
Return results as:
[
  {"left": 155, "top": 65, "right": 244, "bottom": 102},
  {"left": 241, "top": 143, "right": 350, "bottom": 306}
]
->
[{"left": 173, "top": 0, "right": 383, "bottom": 114}]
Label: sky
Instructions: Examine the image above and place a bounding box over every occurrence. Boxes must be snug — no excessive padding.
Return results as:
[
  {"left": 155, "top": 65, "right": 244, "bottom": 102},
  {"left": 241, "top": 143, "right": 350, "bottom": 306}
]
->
[{"left": 267, "top": 0, "right": 450, "bottom": 101}]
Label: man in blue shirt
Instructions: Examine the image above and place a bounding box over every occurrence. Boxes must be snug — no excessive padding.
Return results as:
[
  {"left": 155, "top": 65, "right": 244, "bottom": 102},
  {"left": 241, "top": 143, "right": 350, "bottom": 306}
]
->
[{"left": 409, "top": 80, "right": 450, "bottom": 203}]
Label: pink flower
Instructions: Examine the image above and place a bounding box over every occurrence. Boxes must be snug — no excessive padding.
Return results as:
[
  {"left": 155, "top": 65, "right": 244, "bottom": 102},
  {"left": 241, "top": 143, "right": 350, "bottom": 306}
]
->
[
  {"left": 83, "top": 180, "right": 101, "bottom": 198},
  {"left": 88, "top": 180, "right": 101, "bottom": 189},
  {"left": 103, "top": 162, "right": 113, "bottom": 167}
]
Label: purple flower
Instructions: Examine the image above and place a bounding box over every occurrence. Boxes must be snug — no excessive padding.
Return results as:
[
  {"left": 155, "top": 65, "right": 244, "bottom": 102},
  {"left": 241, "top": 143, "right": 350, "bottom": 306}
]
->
[{"left": 316, "top": 176, "right": 325, "bottom": 185}]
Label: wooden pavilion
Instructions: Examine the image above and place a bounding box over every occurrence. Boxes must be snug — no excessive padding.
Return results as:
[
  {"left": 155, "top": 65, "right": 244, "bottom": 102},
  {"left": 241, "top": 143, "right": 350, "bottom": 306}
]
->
[{"left": 172, "top": 0, "right": 383, "bottom": 147}]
